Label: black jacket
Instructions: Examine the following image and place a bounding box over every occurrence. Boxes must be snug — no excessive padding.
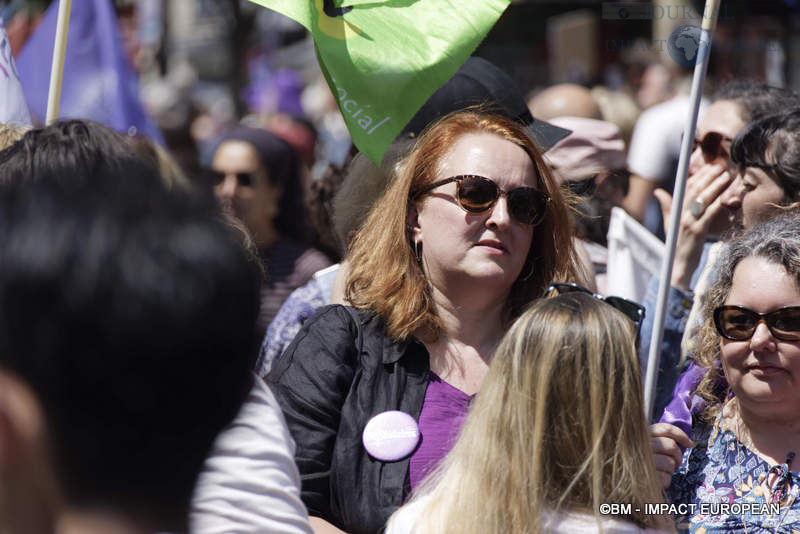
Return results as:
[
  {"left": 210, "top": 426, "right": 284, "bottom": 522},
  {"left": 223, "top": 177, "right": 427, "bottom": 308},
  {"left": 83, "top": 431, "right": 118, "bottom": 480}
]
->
[{"left": 267, "top": 305, "right": 430, "bottom": 534}]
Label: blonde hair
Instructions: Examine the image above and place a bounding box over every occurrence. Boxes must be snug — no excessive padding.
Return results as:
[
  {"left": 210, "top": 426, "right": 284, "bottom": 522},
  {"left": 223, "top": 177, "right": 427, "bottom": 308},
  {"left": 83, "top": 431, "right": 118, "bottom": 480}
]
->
[
  {"left": 397, "top": 293, "right": 667, "bottom": 534},
  {"left": 0, "top": 123, "right": 30, "bottom": 151},
  {"left": 346, "top": 111, "right": 580, "bottom": 340}
]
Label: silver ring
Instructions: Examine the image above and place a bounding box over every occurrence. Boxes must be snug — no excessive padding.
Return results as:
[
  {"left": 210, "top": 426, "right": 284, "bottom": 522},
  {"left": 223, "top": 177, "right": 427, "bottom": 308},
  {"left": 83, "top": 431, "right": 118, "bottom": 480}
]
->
[{"left": 688, "top": 197, "right": 706, "bottom": 218}]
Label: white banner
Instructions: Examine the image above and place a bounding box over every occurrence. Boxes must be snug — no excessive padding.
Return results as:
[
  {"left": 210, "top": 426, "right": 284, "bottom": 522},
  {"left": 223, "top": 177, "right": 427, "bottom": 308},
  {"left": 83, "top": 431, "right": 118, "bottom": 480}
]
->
[{"left": 606, "top": 207, "right": 665, "bottom": 303}]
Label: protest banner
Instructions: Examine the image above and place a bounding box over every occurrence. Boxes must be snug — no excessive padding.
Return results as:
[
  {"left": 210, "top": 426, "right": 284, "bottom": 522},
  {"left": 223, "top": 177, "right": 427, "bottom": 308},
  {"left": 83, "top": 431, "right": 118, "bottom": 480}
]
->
[
  {"left": 16, "top": 0, "right": 163, "bottom": 142},
  {"left": 606, "top": 207, "right": 665, "bottom": 304},
  {"left": 249, "top": 0, "right": 510, "bottom": 164}
]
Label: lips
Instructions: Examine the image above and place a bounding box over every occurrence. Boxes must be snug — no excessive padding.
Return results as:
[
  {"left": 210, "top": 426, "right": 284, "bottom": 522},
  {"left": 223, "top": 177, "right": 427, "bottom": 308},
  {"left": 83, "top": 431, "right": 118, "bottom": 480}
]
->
[
  {"left": 744, "top": 363, "right": 787, "bottom": 377},
  {"left": 475, "top": 240, "right": 508, "bottom": 253}
]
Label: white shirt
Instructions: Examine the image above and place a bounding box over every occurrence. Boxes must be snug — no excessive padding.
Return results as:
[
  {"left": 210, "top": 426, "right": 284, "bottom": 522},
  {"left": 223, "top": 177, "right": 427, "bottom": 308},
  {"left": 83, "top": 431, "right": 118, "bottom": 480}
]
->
[
  {"left": 190, "top": 375, "right": 312, "bottom": 534},
  {"left": 627, "top": 95, "right": 709, "bottom": 184},
  {"left": 386, "top": 498, "right": 663, "bottom": 534}
]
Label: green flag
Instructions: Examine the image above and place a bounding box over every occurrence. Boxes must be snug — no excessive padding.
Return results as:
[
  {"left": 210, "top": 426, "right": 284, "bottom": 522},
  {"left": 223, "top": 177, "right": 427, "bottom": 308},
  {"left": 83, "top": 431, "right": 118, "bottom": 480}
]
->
[{"left": 248, "top": 0, "right": 511, "bottom": 164}]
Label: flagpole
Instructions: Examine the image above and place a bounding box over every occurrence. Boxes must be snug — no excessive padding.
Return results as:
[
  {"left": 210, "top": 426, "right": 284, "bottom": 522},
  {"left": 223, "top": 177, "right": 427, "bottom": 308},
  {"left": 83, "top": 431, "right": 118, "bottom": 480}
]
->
[
  {"left": 45, "top": 0, "right": 73, "bottom": 125},
  {"left": 643, "top": 0, "right": 720, "bottom": 419}
]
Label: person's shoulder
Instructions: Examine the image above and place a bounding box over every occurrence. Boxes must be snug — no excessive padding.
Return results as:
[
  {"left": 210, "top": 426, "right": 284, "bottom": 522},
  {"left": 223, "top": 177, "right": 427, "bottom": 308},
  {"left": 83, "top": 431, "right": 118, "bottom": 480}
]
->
[
  {"left": 278, "top": 238, "right": 332, "bottom": 268},
  {"left": 300, "top": 304, "right": 374, "bottom": 328},
  {"left": 278, "top": 278, "right": 326, "bottom": 315},
  {"left": 281, "top": 305, "right": 386, "bottom": 354},
  {"left": 385, "top": 496, "right": 430, "bottom": 534},
  {"left": 296, "top": 246, "right": 333, "bottom": 273},
  {"left": 199, "top": 375, "right": 296, "bottom": 462},
  {"left": 543, "top": 510, "right": 661, "bottom": 534}
]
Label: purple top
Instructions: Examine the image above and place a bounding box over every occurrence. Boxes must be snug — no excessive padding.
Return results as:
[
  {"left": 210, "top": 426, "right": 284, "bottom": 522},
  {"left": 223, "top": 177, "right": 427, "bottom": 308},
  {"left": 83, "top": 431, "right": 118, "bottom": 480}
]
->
[
  {"left": 408, "top": 373, "right": 473, "bottom": 491},
  {"left": 659, "top": 361, "right": 706, "bottom": 439},
  {"left": 659, "top": 360, "right": 726, "bottom": 450}
]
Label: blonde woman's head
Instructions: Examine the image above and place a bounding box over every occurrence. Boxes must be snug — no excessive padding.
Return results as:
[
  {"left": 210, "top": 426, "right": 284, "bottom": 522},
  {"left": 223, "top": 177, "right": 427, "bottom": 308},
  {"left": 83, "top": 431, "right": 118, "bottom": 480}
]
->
[
  {"left": 402, "top": 292, "right": 666, "bottom": 534},
  {"left": 0, "top": 124, "right": 30, "bottom": 151}
]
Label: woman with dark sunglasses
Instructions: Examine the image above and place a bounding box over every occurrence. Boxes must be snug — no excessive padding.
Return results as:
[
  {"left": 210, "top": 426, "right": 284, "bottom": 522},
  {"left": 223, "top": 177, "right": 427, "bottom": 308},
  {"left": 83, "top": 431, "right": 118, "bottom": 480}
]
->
[
  {"left": 268, "top": 111, "right": 580, "bottom": 534},
  {"left": 653, "top": 109, "right": 800, "bottom": 484},
  {"left": 655, "top": 214, "right": 800, "bottom": 532},
  {"left": 210, "top": 127, "right": 332, "bottom": 338},
  {"left": 640, "top": 82, "right": 800, "bottom": 419}
]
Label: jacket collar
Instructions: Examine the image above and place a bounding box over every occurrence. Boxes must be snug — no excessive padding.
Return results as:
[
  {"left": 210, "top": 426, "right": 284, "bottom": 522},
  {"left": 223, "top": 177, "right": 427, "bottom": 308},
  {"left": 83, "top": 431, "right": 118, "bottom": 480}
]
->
[{"left": 381, "top": 334, "right": 425, "bottom": 365}]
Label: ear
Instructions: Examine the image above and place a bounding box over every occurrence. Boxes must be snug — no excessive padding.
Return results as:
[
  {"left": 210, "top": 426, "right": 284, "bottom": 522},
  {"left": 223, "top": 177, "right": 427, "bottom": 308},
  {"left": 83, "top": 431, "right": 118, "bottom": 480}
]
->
[
  {"left": 0, "top": 372, "right": 60, "bottom": 534},
  {"left": 0, "top": 372, "right": 44, "bottom": 475},
  {"left": 406, "top": 202, "right": 422, "bottom": 243},
  {"left": 0, "top": 404, "right": 14, "bottom": 475}
]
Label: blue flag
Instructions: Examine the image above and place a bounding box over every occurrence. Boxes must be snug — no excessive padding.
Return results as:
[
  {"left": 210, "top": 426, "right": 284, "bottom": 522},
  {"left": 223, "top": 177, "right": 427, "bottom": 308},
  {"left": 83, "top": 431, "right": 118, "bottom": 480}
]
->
[
  {"left": 0, "top": 17, "right": 31, "bottom": 126},
  {"left": 16, "top": 0, "right": 163, "bottom": 143}
]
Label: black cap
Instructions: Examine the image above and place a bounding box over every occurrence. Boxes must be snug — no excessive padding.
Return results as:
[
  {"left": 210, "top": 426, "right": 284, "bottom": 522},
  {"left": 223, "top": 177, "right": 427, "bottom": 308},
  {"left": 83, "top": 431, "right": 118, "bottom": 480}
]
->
[{"left": 399, "top": 57, "right": 571, "bottom": 152}]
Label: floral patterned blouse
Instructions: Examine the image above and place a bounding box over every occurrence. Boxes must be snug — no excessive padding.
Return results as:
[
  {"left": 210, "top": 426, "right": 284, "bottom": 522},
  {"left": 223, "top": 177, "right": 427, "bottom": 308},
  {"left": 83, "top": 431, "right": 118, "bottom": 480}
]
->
[{"left": 668, "top": 411, "right": 800, "bottom": 533}]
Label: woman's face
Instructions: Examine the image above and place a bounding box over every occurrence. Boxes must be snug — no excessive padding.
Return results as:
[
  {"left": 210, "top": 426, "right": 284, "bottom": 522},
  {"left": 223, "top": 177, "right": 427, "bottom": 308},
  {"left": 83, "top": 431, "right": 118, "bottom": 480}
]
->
[
  {"left": 691, "top": 100, "right": 747, "bottom": 236},
  {"left": 211, "top": 140, "right": 281, "bottom": 246},
  {"left": 732, "top": 166, "right": 787, "bottom": 231},
  {"left": 720, "top": 256, "right": 800, "bottom": 417},
  {"left": 689, "top": 100, "right": 745, "bottom": 176},
  {"left": 411, "top": 132, "right": 537, "bottom": 299}
]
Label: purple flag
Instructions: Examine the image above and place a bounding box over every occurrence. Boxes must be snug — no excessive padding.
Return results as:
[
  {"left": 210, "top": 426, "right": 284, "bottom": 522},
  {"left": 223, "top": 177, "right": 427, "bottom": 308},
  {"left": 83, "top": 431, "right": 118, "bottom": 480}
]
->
[
  {"left": 0, "top": 17, "right": 32, "bottom": 126},
  {"left": 16, "top": 0, "right": 163, "bottom": 143}
]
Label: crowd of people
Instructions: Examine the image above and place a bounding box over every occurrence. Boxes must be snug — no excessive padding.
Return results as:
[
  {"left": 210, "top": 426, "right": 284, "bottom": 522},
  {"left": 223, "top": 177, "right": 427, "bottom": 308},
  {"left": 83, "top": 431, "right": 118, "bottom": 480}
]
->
[{"left": 2, "top": 37, "right": 800, "bottom": 534}]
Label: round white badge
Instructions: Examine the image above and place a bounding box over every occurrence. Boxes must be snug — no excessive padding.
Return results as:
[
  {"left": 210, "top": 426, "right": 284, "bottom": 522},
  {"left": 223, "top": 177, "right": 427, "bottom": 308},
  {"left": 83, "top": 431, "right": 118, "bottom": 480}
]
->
[{"left": 362, "top": 410, "right": 420, "bottom": 461}]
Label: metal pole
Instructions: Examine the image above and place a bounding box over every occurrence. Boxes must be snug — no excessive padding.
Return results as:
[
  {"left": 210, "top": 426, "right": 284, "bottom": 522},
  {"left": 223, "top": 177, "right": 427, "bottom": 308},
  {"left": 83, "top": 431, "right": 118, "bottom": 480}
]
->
[
  {"left": 45, "top": 0, "right": 73, "bottom": 125},
  {"left": 644, "top": 0, "right": 720, "bottom": 418}
]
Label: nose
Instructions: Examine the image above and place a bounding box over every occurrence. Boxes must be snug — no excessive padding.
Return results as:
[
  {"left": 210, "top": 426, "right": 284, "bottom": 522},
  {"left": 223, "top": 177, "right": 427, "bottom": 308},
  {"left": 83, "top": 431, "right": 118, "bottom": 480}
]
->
[
  {"left": 720, "top": 174, "right": 744, "bottom": 211},
  {"left": 749, "top": 321, "right": 777, "bottom": 352},
  {"left": 485, "top": 196, "right": 512, "bottom": 230},
  {"left": 216, "top": 174, "right": 238, "bottom": 200}
]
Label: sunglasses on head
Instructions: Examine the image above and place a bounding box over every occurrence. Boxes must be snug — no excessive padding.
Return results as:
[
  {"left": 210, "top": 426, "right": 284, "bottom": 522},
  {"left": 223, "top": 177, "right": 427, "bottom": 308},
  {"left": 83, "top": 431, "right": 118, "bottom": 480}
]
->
[
  {"left": 714, "top": 305, "right": 800, "bottom": 342},
  {"left": 206, "top": 169, "right": 254, "bottom": 187},
  {"left": 693, "top": 131, "right": 734, "bottom": 162},
  {"left": 567, "top": 176, "right": 597, "bottom": 197},
  {"left": 567, "top": 169, "right": 632, "bottom": 198},
  {"left": 412, "top": 174, "right": 550, "bottom": 226},
  {"left": 542, "top": 282, "right": 645, "bottom": 341}
]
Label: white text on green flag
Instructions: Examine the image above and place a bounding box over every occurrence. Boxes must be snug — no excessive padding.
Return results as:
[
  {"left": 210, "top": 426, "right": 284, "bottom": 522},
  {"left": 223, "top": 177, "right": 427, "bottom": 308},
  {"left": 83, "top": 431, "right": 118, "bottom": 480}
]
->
[{"left": 249, "top": 0, "right": 511, "bottom": 164}]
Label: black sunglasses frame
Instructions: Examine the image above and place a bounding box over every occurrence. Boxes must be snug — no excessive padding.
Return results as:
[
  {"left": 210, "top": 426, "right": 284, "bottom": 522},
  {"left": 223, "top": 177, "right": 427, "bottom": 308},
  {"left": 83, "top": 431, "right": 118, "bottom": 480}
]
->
[
  {"left": 542, "top": 282, "right": 645, "bottom": 342},
  {"left": 714, "top": 305, "right": 800, "bottom": 342},
  {"left": 412, "top": 174, "right": 550, "bottom": 226},
  {"left": 207, "top": 170, "right": 255, "bottom": 188}
]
